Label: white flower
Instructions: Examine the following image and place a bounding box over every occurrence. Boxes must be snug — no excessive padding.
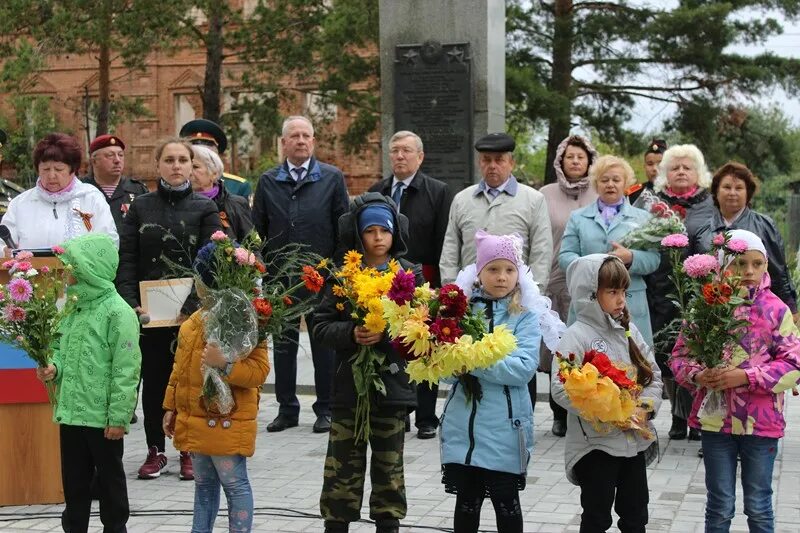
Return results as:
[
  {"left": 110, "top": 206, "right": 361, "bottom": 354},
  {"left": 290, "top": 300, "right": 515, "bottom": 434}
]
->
[{"left": 24, "top": 269, "right": 38, "bottom": 278}]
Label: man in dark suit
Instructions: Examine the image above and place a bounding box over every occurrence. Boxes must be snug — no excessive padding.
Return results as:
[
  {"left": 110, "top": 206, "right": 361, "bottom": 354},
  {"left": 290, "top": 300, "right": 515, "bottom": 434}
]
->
[
  {"left": 369, "top": 130, "right": 453, "bottom": 439},
  {"left": 83, "top": 135, "right": 149, "bottom": 233},
  {"left": 252, "top": 115, "right": 349, "bottom": 434}
]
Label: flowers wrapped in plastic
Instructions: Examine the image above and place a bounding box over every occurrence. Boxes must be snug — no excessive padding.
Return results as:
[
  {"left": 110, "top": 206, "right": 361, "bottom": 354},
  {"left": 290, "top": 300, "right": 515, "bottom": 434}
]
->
[
  {"left": 0, "top": 249, "right": 74, "bottom": 405},
  {"left": 556, "top": 350, "right": 653, "bottom": 439},
  {"left": 618, "top": 189, "right": 686, "bottom": 250},
  {"left": 193, "top": 231, "right": 325, "bottom": 421}
]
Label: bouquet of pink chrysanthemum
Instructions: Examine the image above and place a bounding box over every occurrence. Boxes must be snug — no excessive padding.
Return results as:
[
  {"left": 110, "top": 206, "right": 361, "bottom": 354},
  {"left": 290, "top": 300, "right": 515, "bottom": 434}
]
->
[{"left": 0, "top": 249, "right": 74, "bottom": 405}]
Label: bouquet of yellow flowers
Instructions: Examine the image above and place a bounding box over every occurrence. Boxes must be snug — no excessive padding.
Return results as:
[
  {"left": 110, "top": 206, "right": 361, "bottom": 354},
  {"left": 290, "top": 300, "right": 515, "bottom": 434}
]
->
[
  {"left": 331, "top": 250, "right": 403, "bottom": 443},
  {"left": 382, "top": 277, "right": 517, "bottom": 386},
  {"left": 556, "top": 350, "right": 653, "bottom": 439}
]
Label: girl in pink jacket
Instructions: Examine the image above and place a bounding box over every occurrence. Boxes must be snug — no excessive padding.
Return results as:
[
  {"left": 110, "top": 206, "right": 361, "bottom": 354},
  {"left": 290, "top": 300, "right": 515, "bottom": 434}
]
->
[{"left": 670, "top": 229, "right": 800, "bottom": 533}]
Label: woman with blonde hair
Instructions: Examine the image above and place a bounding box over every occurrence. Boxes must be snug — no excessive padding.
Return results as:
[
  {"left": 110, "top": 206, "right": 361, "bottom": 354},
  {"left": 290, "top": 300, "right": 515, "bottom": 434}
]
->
[{"left": 559, "top": 155, "right": 660, "bottom": 346}]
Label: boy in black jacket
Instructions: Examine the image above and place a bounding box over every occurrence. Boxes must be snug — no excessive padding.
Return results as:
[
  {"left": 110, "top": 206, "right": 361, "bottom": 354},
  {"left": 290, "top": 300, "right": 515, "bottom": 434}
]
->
[{"left": 315, "top": 193, "right": 422, "bottom": 533}]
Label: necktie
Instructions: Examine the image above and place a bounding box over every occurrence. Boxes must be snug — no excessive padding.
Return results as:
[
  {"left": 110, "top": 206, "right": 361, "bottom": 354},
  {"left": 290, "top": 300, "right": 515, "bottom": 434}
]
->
[
  {"left": 293, "top": 167, "right": 306, "bottom": 182},
  {"left": 392, "top": 183, "right": 405, "bottom": 208}
]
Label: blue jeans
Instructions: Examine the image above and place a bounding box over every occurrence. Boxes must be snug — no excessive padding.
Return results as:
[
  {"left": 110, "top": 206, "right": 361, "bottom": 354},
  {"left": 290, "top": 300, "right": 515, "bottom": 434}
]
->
[
  {"left": 191, "top": 453, "right": 253, "bottom": 533},
  {"left": 702, "top": 431, "right": 778, "bottom": 533}
]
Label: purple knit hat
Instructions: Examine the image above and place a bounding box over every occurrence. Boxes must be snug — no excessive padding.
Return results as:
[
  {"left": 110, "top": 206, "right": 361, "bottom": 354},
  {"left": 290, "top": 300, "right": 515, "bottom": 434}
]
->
[{"left": 475, "top": 230, "right": 524, "bottom": 273}]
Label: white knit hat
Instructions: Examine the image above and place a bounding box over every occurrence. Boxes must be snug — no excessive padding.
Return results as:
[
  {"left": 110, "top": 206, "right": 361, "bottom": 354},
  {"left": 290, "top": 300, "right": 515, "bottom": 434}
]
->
[{"left": 728, "top": 229, "right": 767, "bottom": 259}]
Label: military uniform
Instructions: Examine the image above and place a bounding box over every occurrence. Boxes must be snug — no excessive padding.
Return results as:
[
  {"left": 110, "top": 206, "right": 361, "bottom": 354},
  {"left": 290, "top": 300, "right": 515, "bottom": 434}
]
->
[
  {"left": 222, "top": 172, "right": 252, "bottom": 199},
  {"left": 83, "top": 176, "right": 149, "bottom": 232}
]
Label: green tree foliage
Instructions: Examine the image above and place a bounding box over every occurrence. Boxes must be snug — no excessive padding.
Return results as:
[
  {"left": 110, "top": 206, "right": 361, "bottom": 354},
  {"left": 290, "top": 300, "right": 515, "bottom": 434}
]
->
[
  {"left": 0, "top": 0, "right": 186, "bottom": 137},
  {"left": 234, "top": 0, "right": 379, "bottom": 151},
  {"left": 667, "top": 99, "right": 796, "bottom": 179},
  {"left": 507, "top": 0, "right": 800, "bottom": 184},
  {"left": 0, "top": 96, "right": 61, "bottom": 187},
  {"left": 173, "top": 0, "right": 378, "bottom": 153}
]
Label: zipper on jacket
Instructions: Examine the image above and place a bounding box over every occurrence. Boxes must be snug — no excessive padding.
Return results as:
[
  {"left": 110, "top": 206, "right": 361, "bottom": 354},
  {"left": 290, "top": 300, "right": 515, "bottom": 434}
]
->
[
  {"left": 464, "top": 393, "right": 478, "bottom": 465},
  {"left": 504, "top": 385, "right": 513, "bottom": 419},
  {"left": 577, "top": 418, "right": 589, "bottom": 441},
  {"left": 52, "top": 202, "right": 58, "bottom": 219},
  {"left": 440, "top": 381, "right": 458, "bottom": 425}
]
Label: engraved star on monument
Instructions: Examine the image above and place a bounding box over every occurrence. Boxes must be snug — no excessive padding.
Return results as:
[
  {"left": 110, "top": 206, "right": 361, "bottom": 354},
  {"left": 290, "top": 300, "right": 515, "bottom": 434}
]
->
[
  {"left": 402, "top": 49, "right": 419, "bottom": 65},
  {"left": 447, "top": 47, "right": 465, "bottom": 63}
]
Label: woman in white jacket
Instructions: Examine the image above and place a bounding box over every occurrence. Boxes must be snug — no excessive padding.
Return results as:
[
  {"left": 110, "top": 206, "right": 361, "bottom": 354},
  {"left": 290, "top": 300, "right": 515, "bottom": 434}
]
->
[{"left": 1, "top": 133, "right": 117, "bottom": 254}]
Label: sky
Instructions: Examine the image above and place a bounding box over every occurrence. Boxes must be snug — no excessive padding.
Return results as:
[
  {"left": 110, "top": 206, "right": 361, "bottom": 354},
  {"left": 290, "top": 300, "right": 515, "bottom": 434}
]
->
[{"left": 625, "top": 12, "right": 800, "bottom": 133}]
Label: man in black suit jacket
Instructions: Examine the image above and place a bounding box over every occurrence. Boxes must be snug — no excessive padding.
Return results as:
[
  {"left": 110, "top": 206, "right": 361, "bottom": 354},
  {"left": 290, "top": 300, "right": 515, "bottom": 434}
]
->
[{"left": 369, "top": 130, "right": 453, "bottom": 439}]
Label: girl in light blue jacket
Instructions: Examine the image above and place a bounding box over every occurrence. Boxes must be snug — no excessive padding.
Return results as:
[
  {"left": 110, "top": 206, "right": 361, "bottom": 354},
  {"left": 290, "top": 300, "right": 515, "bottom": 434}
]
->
[{"left": 440, "top": 230, "right": 564, "bottom": 533}]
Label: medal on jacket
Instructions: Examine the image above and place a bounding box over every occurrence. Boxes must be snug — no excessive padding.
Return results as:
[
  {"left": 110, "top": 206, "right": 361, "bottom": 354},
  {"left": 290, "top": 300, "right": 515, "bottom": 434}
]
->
[
  {"left": 121, "top": 203, "right": 130, "bottom": 215},
  {"left": 219, "top": 211, "right": 231, "bottom": 229},
  {"left": 73, "top": 208, "right": 94, "bottom": 231}
]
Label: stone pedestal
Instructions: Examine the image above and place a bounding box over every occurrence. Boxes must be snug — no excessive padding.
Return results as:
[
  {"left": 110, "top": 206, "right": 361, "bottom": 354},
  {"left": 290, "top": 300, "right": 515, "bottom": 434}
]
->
[{"left": 379, "top": 0, "right": 505, "bottom": 190}]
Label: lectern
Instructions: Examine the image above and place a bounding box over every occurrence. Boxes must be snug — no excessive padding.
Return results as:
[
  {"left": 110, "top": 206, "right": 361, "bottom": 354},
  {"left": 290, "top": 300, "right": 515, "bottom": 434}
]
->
[{"left": 0, "top": 257, "right": 64, "bottom": 505}]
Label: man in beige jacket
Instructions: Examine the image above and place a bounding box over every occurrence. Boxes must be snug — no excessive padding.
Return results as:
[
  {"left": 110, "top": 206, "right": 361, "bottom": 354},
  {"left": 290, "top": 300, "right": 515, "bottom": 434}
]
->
[{"left": 439, "top": 132, "right": 552, "bottom": 288}]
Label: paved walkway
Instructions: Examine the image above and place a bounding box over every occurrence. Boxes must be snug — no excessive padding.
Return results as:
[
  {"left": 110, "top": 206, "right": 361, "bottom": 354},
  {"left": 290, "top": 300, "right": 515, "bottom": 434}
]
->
[{"left": 2, "top": 333, "right": 800, "bottom": 532}]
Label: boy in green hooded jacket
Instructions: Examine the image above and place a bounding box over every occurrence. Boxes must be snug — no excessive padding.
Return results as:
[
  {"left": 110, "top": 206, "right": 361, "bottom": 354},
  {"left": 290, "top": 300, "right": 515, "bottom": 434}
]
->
[{"left": 37, "top": 232, "right": 141, "bottom": 533}]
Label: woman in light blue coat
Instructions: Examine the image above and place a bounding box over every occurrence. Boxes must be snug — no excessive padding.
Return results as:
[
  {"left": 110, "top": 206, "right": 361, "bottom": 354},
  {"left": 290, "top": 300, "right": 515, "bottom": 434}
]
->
[{"left": 559, "top": 155, "right": 660, "bottom": 346}]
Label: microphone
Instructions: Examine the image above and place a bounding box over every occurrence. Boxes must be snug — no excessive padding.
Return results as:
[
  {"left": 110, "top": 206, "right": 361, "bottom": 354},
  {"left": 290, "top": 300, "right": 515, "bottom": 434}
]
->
[
  {"left": 139, "top": 313, "right": 151, "bottom": 325},
  {"left": 0, "top": 225, "right": 17, "bottom": 250}
]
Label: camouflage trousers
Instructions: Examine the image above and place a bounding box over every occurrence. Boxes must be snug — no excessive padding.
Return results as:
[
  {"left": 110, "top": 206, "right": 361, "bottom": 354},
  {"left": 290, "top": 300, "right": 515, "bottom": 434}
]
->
[{"left": 320, "top": 406, "right": 407, "bottom": 527}]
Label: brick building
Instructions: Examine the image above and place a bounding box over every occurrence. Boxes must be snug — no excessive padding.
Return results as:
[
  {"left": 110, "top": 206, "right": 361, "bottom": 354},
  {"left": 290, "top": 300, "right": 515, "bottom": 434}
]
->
[{"left": 0, "top": 34, "right": 382, "bottom": 194}]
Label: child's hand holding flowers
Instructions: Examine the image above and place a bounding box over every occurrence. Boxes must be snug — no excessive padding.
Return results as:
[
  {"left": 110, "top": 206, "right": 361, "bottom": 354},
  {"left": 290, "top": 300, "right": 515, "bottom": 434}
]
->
[{"left": 202, "top": 343, "right": 227, "bottom": 369}]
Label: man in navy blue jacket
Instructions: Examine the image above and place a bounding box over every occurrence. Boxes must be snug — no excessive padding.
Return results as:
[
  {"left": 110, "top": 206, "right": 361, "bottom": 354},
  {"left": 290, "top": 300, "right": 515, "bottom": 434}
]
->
[{"left": 252, "top": 115, "right": 349, "bottom": 434}]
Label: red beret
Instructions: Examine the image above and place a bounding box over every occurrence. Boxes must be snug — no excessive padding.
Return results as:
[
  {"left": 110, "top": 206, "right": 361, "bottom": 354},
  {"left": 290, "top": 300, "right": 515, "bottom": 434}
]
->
[{"left": 89, "top": 134, "right": 125, "bottom": 154}]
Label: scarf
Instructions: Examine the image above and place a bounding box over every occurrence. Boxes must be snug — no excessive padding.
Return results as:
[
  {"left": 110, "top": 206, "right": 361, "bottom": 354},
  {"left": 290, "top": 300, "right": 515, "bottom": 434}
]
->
[
  {"left": 35, "top": 175, "right": 79, "bottom": 203},
  {"left": 198, "top": 184, "right": 220, "bottom": 199},
  {"left": 664, "top": 185, "right": 698, "bottom": 200},
  {"left": 598, "top": 198, "right": 624, "bottom": 226},
  {"left": 159, "top": 178, "right": 191, "bottom": 192}
]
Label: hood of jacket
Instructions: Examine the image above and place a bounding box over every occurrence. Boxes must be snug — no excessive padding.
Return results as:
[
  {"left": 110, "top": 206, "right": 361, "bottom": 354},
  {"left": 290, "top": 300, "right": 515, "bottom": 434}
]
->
[
  {"left": 553, "top": 135, "right": 599, "bottom": 198},
  {"left": 59, "top": 233, "right": 118, "bottom": 303},
  {"left": 337, "top": 191, "right": 410, "bottom": 259},
  {"left": 565, "top": 253, "right": 625, "bottom": 333}
]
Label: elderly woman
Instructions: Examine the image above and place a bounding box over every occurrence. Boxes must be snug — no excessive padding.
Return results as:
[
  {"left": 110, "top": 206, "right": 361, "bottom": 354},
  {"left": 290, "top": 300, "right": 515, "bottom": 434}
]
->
[
  {"left": 116, "top": 137, "right": 221, "bottom": 483},
  {"left": 644, "top": 144, "right": 716, "bottom": 441},
  {"left": 190, "top": 145, "right": 253, "bottom": 241},
  {"left": 559, "top": 155, "right": 660, "bottom": 344},
  {"left": 538, "top": 134, "right": 598, "bottom": 436},
  {"left": 693, "top": 162, "right": 797, "bottom": 313},
  {"left": 1, "top": 133, "right": 117, "bottom": 253}
]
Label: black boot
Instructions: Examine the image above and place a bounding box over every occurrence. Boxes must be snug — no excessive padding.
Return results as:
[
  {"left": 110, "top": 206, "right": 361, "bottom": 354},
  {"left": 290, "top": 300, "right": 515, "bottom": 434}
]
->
[
  {"left": 376, "top": 520, "right": 400, "bottom": 533},
  {"left": 324, "top": 521, "right": 349, "bottom": 533},
  {"left": 668, "top": 415, "right": 687, "bottom": 440}
]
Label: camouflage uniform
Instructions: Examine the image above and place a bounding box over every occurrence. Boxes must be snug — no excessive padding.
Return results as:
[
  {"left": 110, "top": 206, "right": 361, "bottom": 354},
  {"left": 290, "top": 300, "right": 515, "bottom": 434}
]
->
[{"left": 320, "top": 406, "right": 407, "bottom": 530}]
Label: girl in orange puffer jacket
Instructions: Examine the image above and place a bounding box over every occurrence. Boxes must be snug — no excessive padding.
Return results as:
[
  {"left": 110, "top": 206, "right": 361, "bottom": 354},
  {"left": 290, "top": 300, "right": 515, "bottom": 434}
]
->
[{"left": 162, "top": 296, "right": 269, "bottom": 533}]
